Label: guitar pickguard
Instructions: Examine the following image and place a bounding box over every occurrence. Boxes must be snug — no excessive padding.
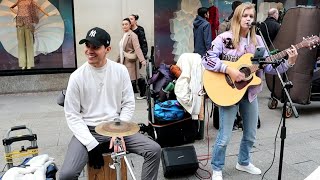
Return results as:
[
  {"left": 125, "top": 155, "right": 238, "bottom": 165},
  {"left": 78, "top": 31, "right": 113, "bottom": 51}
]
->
[
  {"left": 225, "top": 74, "right": 253, "bottom": 90},
  {"left": 225, "top": 74, "right": 235, "bottom": 88},
  {"left": 224, "top": 66, "right": 253, "bottom": 90},
  {"left": 235, "top": 77, "right": 253, "bottom": 89}
]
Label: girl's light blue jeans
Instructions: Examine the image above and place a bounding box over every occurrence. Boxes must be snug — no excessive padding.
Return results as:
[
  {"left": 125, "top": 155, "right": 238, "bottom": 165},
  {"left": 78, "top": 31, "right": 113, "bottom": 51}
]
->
[{"left": 211, "top": 96, "right": 258, "bottom": 171}]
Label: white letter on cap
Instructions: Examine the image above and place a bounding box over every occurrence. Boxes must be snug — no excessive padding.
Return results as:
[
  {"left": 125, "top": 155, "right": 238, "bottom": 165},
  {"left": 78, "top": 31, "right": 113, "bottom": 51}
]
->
[{"left": 89, "top": 30, "right": 96, "bottom": 37}]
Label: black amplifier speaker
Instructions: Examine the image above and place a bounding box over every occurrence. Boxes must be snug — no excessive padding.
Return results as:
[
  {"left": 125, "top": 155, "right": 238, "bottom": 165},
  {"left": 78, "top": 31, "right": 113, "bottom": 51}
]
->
[{"left": 161, "top": 145, "right": 199, "bottom": 178}]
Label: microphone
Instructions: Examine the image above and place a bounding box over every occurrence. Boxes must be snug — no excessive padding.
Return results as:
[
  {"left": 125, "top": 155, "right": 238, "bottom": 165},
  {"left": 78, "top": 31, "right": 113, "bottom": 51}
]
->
[{"left": 250, "top": 21, "right": 261, "bottom": 26}]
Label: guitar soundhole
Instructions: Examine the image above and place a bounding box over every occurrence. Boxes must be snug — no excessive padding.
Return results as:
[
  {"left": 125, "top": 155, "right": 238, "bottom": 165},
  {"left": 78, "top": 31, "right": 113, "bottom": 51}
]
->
[
  {"left": 236, "top": 67, "right": 253, "bottom": 90},
  {"left": 240, "top": 67, "right": 251, "bottom": 78},
  {"left": 224, "top": 67, "right": 253, "bottom": 90}
]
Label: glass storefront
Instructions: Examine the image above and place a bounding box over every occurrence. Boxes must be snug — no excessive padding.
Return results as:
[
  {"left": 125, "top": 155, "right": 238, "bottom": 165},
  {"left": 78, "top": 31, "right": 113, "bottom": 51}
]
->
[
  {"left": 255, "top": 0, "right": 320, "bottom": 22},
  {"left": 154, "top": 0, "right": 319, "bottom": 65},
  {"left": 0, "top": 0, "right": 77, "bottom": 75}
]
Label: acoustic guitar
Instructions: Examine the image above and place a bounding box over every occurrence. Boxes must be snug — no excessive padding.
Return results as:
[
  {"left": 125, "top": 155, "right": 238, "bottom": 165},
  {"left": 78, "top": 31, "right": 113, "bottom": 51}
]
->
[{"left": 203, "top": 35, "right": 319, "bottom": 106}]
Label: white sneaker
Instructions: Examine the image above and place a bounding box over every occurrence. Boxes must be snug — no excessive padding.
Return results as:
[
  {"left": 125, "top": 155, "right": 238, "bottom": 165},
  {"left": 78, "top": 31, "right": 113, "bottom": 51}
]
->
[
  {"left": 212, "top": 170, "right": 223, "bottom": 180},
  {"left": 136, "top": 96, "right": 146, "bottom": 100},
  {"left": 236, "top": 162, "right": 261, "bottom": 175}
]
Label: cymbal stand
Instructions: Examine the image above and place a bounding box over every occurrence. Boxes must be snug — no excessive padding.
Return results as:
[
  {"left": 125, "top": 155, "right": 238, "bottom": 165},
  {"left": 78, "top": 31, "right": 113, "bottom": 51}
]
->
[{"left": 110, "top": 137, "right": 137, "bottom": 180}]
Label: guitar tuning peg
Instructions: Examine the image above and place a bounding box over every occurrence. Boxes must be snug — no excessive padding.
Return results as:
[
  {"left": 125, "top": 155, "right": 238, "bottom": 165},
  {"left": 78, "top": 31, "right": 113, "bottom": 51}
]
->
[
  {"left": 303, "top": 37, "right": 305, "bottom": 40},
  {"left": 313, "top": 45, "right": 316, "bottom": 48}
]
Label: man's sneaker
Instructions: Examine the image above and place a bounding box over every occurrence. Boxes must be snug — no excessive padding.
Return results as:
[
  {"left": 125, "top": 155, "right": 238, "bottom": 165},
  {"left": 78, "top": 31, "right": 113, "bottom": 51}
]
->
[
  {"left": 236, "top": 162, "right": 261, "bottom": 175},
  {"left": 136, "top": 96, "right": 146, "bottom": 100},
  {"left": 211, "top": 170, "right": 223, "bottom": 180}
]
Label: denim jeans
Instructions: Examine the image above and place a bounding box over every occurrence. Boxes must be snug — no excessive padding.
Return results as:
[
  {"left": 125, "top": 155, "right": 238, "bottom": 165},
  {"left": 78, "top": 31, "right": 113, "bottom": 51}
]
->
[{"left": 211, "top": 96, "right": 258, "bottom": 171}]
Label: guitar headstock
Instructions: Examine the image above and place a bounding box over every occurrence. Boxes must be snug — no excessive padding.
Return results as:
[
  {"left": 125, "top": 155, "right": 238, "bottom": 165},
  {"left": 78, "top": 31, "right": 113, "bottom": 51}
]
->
[{"left": 302, "top": 35, "right": 320, "bottom": 50}]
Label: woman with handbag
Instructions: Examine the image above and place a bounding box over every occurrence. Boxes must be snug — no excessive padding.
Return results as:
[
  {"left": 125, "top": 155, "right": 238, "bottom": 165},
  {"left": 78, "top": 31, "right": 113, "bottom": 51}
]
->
[
  {"left": 118, "top": 18, "right": 146, "bottom": 94},
  {"left": 129, "top": 14, "right": 148, "bottom": 100}
]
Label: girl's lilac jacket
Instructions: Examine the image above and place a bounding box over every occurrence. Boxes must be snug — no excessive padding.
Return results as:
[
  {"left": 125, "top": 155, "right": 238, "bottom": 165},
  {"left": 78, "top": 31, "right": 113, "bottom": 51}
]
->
[{"left": 202, "top": 31, "right": 291, "bottom": 103}]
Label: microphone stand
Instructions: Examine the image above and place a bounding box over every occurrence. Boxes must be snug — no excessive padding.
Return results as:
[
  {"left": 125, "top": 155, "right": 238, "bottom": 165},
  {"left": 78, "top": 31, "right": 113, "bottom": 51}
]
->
[
  {"left": 110, "top": 137, "right": 137, "bottom": 180},
  {"left": 255, "top": 23, "right": 271, "bottom": 54},
  {"left": 255, "top": 25, "right": 299, "bottom": 180},
  {"left": 274, "top": 66, "right": 299, "bottom": 180}
]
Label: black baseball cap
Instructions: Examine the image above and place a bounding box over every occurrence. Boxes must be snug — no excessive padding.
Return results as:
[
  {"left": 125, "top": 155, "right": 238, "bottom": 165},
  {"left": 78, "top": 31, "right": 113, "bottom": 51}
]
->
[{"left": 79, "top": 27, "right": 111, "bottom": 47}]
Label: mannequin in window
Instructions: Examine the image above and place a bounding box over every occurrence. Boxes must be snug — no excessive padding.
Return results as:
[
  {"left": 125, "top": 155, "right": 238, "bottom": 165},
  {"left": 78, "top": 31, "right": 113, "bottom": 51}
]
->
[
  {"left": 10, "top": 0, "right": 49, "bottom": 69},
  {"left": 207, "top": 0, "right": 219, "bottom": 40}
]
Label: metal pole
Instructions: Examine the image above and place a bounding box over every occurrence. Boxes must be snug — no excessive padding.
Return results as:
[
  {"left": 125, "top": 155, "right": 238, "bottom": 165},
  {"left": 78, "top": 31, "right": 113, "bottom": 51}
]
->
[
  {"left": 124, "top": 156, "right": 137, "bottom": 180},
  {"left": 114, "top": 157, "right": 121, "bottom": 180},
  {"left": 112, "top": 137, "right": 137, "bottom": 180}
]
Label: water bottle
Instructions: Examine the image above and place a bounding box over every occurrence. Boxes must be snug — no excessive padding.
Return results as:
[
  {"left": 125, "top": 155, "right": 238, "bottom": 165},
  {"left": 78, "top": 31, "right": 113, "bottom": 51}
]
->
[{"left": 163, "top": 81, "right": 175, "bottom": 93}]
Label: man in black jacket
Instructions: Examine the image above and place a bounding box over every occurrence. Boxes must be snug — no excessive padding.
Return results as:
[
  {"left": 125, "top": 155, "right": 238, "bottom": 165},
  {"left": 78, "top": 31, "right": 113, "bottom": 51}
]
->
[{"left": 259, "top": 8, "right": 281, "bottom": 48}]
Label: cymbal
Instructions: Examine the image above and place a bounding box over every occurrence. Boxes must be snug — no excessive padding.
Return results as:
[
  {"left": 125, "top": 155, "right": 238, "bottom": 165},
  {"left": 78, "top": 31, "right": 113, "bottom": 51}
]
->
[{"left": 95, "top": 119, "right": 139, "bottom": 137}]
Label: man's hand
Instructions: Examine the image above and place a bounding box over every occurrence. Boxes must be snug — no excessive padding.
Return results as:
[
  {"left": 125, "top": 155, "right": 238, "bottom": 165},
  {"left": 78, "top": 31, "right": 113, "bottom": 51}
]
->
[
  {"left": 226, "top": 67, "right": 245, "bottom": 82},
  {"left": 88, "top": 144, "right": 104, "bottom": 169},
  {"left": 109, "top": 136, "right": 126, "bottom": 152}
]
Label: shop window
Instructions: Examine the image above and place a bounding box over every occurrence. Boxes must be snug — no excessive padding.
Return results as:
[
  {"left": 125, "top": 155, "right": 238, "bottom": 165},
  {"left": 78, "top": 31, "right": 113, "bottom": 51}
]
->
[{"left": 0, "top": 0, "right": 77, "bottom": 75}]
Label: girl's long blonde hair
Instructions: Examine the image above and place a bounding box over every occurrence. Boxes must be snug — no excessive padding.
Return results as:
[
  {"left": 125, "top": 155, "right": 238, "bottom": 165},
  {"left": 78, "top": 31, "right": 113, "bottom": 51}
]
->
[{"left": 230, "top": 2, "right": 258, "bottom": 49}]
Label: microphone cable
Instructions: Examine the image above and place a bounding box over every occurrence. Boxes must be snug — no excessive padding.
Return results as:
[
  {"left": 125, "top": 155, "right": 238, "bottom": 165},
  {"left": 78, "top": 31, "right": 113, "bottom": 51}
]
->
[
  {"left": 194, "top": 98, "right": 214, "bottom": 180},
  {"left": 260, "top": 21, "right": 292, "bottom": 111},
  {"left": 260, "top": 21, "right": 277, "bottom": 51},
  {"left": 261, "top": 112, "right": 283, "bottom": 180}
]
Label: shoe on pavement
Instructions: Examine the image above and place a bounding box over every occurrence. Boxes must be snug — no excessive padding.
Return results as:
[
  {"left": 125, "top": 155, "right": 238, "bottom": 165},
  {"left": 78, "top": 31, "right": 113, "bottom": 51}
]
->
[
  {"left": 232, "top": 123, "right": 239, "bottom": 131},
  {"left": 236, "top": 162, "right": 261, "bottom": 175},
  {"left": 136, "top": 96, "right": 146, "bottom": 100},
  {"left": 212, "top": 170, "right": 223, "bottom": 180}
]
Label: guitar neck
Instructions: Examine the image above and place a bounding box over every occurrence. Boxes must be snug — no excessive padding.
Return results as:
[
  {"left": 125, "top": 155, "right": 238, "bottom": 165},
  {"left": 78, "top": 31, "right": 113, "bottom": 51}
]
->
[{"left": 249, "top": 43, "right": 304, "bottom": 73}]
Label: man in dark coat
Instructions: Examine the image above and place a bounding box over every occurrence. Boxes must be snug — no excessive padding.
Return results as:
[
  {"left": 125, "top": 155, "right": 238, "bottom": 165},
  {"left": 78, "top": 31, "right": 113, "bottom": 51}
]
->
[
  {"left": 193, "top": 7, "right": 212, "bottom": 57},
  {"left": 259, "top": 8, "right": 281, "bottom": 48}
]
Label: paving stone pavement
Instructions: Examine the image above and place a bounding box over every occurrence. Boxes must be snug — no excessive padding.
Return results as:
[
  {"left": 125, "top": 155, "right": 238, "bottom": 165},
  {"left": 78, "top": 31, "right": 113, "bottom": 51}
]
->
[{"left": 1, "top": 82, "right": 320, "bottom": 180}]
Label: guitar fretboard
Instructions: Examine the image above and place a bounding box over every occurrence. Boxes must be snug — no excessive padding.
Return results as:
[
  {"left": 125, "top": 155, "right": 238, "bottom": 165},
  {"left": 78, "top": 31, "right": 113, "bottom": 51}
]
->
[{"left": 249, "top": 42, "right": 305, "bottom": 73}]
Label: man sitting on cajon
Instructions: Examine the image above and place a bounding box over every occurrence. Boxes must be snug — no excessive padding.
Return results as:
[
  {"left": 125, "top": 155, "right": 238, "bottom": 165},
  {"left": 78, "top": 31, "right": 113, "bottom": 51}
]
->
[{"left": 59, "top": 27, "right": 161, "bottom": 180}]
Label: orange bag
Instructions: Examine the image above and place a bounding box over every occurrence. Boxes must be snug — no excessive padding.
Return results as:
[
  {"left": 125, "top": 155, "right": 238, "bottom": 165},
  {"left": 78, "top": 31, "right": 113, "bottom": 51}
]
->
[{"left": 170, "top": 65, "right": 181, "bottom": 78}]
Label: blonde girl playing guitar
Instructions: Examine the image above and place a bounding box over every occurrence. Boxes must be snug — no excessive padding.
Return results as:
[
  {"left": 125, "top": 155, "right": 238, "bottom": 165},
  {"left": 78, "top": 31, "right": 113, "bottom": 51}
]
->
[{"left": 202, "top": 2, "right": 298, "bottom": 180}]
